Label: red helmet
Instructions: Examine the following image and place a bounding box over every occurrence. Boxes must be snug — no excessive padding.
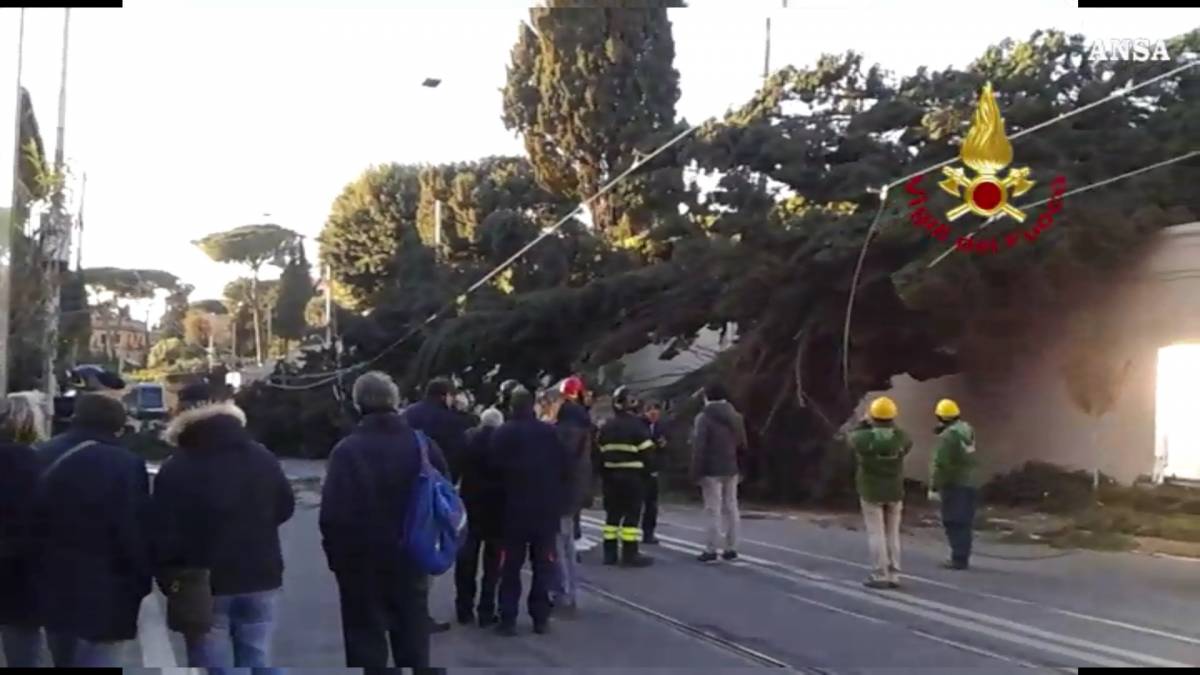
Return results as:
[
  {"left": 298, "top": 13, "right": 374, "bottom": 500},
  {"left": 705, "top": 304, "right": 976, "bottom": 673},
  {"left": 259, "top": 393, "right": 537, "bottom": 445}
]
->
[{"left": 559, "top": 376, "right": 584, "bottom": 399}]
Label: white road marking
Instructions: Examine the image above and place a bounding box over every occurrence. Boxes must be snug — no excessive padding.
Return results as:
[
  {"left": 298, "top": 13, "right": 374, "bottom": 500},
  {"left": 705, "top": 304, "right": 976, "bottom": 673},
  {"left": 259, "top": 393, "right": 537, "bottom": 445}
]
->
[
  {"left": 642, "top": 514, "right": 1200, "bottom": 644},
  {"left": 788, "top": 593, "right": 889, "bottom": 625},
  {"left": 647, "top": 515, "right": 1031, "bottom": 601},
  {"left": 908, "top": 628, "right": 1045, "bottom": 669},
  {"left": 1049, "top": 608, "right": 1200, "bottom": 647},
  {"left": 581, "top": 520, "right": 1187, "bottom": 668},
  {"left": 137, "top": 593, "right": 177, "bottom": 667}
]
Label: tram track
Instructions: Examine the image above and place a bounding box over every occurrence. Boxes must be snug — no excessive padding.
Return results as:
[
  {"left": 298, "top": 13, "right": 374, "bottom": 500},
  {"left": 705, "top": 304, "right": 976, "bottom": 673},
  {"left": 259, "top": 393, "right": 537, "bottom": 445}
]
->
[{"left": 577, "top": 577, "right": 829, "bottom": 672}]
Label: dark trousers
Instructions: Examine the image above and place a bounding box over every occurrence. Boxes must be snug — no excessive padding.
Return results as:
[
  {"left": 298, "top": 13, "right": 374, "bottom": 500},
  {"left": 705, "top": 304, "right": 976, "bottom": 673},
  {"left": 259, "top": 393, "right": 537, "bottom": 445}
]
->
[
  {"left": 454, "top": 531, "right": 501, "bottom": 618},
  {"left": 602, "top": 471, "right": 646, "bottom": 542},
  {"left": 940, "top": 485, "right": 978, "bottom": 565},
  {"left": 334, "top": 567, "right": 432, "bottom": 669},
  {"left": 642, "top": 472, "right": 660, "bottom": 538},
  {"left": 497, "top": 534, "right": 556, "bottom": 625}
]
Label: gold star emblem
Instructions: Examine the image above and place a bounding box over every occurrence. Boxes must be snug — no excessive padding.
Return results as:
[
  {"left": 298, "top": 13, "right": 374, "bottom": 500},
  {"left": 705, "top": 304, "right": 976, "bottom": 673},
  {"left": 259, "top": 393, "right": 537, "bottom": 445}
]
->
[{"left": 938, "top": 82, "right": 1034, "bottom": 222}]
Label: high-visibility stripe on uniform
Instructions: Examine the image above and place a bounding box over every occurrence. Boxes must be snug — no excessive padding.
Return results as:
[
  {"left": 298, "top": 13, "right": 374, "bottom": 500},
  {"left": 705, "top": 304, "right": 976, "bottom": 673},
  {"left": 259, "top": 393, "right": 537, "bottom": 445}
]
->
[
  {"left": 600, "top": 440, "right": 654, "bottom": 453},
  {"left": 603, "top": 460, "right": 644, "bottom": 469},
  {"left": 600, "top": 438, "right": 654, "bottom": 470},
  {"left": 602, "top": 525, "right": 619, "bottom": 541},
  {"left": 619, "top": 527, "right": 641, "bottom": 542}
]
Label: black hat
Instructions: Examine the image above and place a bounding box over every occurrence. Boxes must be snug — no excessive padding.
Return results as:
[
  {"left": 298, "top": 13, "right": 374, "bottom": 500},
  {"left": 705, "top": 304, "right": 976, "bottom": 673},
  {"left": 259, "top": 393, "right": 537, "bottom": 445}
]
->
[{"left": 178, "top": 382, "right": 226, "bottom": 408}]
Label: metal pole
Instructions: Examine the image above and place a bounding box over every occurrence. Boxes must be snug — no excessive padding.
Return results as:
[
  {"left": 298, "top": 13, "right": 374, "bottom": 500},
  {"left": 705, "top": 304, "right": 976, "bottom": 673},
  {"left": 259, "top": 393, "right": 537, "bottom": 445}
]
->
[
  {"left": 433, "top": 198, "right": 446, "bottom": 264},
  {"left": 41, "top": 8, "right": 71, "bottom": 399},
  {"left": 763, "top": 16, "right": 771, "bottom": 84},
  {"left": 324, "top": 264, "right": 332, "bottom": 348},
  {"left": 2, "top": 8, "right": 26, "bottom": 396}
]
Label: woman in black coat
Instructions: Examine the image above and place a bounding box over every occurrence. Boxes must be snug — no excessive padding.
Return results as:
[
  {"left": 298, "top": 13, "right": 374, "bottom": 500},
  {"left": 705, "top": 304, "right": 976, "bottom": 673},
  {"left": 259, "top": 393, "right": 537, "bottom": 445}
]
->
[{"left": 0, "top": 393, "right": 50, "bottom": 667}]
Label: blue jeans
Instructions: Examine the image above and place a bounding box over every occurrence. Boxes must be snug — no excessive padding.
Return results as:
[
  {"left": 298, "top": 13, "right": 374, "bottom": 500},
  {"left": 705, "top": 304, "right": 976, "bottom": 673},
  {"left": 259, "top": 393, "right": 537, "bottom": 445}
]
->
[
  {"left": 184, "top": 589, "right": 282, "bottom": 674},
  {"left": 940, "top": 485, "right": 978, "bottom": 565},
  {"left": 552, "top": 516, "right": 579, "bottom": 607},
  {"left": 45, "top": 630, "right": 126, "bottom": 667},
  {"left": 1, "top": 625, "right": 43, "bottom": 667}
]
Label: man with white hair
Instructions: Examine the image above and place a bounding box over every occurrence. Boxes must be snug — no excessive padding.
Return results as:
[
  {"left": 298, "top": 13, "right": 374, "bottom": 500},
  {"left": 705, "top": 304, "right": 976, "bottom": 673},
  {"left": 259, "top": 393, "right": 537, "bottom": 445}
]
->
[
  {"left": 454, "top": 406, "right": 505, "bottom": 627},
  {"left": 320, "top": 371, "right": 450, "bottom": 669}
]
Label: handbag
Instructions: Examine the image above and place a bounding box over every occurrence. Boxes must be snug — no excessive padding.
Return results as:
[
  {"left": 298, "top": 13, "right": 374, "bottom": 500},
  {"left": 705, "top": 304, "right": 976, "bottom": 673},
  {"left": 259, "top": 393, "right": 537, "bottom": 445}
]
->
[{"left": 161, "top": 567, "right": 214, "bottom": 636}]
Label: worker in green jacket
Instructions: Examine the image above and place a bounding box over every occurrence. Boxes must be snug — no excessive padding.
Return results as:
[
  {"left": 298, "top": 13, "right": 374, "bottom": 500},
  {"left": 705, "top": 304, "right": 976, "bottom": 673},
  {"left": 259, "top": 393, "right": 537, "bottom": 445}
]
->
[
  {"left": 846, "top": 396, "right": 912, "bottom": 589},
  {"left": 927, "top": 398, "right": 979, "bottom": 570}
]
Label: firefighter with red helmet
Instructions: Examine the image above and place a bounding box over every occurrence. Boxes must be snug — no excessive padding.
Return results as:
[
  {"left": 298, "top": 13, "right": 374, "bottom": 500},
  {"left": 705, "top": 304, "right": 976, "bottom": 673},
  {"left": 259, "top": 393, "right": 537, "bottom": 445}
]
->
[{"left": 596, "top": 386, "right": 654, "bottom": 567}]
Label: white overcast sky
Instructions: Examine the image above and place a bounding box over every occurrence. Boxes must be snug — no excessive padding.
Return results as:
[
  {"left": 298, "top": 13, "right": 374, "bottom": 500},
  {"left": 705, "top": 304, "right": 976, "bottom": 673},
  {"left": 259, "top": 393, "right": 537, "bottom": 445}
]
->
[{"left": 0, "top": 0, "right": 1196, "bottom": 313}]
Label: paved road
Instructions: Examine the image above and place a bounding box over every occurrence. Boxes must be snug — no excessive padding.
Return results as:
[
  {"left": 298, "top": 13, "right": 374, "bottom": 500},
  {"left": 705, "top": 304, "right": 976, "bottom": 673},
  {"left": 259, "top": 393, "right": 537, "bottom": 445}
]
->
[{"left": 8, "top": 467, "right": 1200, "bottom": 672}]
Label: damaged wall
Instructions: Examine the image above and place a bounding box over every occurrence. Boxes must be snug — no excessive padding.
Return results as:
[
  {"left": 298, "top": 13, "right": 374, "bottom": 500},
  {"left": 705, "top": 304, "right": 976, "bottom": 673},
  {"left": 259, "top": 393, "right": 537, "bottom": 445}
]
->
[{"left": 869, "top": 222, "right": 1200, "bottom": 485}]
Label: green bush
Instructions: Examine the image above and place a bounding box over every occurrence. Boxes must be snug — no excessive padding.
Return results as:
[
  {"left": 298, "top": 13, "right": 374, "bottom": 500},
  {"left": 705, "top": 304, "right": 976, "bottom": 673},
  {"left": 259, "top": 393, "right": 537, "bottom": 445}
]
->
[
  {"left": 981, "top": 461, "right": 1107, "bottom": 513},
  {"left": 236, "top": 380, "right": 350, "bottom": 459}
]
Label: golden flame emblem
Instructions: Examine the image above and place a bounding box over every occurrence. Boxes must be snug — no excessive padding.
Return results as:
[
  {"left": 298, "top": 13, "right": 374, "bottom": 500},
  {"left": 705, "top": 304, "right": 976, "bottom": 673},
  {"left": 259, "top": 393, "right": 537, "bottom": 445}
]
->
[{"left": 938, "top": 82, "right": 1034, "bottom": 222}]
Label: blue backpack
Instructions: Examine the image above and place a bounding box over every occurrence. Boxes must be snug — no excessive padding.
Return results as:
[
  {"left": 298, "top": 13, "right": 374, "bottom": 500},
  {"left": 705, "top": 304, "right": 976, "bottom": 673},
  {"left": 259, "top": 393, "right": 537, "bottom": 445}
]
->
[{"left": 403, "top": 431, "right": 467, "bottom": 575}]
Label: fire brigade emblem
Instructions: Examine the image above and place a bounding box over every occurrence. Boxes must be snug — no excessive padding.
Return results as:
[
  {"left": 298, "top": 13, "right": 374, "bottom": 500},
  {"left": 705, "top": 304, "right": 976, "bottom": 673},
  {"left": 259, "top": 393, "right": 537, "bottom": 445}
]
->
[{"left": 938, "top": 82, "right": 1034, "bottom": 222}]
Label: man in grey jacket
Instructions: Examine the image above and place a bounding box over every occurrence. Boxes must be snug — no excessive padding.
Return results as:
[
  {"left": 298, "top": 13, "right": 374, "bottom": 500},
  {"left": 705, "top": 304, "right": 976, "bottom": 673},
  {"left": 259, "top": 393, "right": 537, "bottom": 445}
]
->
[{"left": 690, "top": 383, "right": 748, "bottom": 563}]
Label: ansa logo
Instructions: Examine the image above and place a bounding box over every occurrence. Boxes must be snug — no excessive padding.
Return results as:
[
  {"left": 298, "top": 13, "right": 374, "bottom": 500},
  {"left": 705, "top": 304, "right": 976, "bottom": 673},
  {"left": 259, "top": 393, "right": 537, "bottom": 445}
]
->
[{"left": 906, "top": 83, "right": 1067, "bottom": 255}]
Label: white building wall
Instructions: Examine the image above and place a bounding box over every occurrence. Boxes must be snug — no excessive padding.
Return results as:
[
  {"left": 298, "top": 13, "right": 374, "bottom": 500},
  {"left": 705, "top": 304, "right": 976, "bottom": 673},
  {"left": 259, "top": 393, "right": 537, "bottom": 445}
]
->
[{"left": 869, "top": 223, "right": 1200, "bottom": 484}]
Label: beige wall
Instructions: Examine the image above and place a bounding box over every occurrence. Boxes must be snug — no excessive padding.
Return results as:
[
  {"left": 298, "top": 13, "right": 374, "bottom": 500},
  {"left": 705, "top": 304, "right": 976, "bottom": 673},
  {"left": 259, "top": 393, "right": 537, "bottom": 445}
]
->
[{"left": 871, "top": 223, "right": 1200, "bottom": 485}]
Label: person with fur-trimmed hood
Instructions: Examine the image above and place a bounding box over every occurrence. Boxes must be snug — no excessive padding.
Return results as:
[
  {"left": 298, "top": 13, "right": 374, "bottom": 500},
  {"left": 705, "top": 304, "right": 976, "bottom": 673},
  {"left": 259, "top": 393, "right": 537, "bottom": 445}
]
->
[{"left": 152, "top": 382, "right": 295, "bottom": 669}]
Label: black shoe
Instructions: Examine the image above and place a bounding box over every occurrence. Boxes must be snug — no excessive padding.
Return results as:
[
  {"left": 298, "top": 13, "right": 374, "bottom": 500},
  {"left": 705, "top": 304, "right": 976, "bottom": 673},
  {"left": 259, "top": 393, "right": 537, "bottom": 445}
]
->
[
  {"left": 533, "top": 621, "right": 550, "bottom": 635},
  {"left": 603, "top": 539, "right": 619, "bottom": 566},
  {"left": 496, "top": 622, "right": 518, "bottom": 637},
  {"left": 478, "top": 614, "right": 498, "bottom": 628},
  {"left": 644, "top": 534, "right": 660, "bottom": 545},
  {"left": 863, "top": 578, "right": 892, "bottom": 589},
  {"left": 429, "top": 619, "right": 451, "bottom": 633},
  {"left": 697, "top": 551, "right": 719, "bottom": 563},
  {"left": 456, "top": 608, "right": 475, "bottom": 625},
  {"left": 621, "top": 542, "right": 654, "bottom": 567},
  {"left": 721, "top": 550, "right": 739, "bottom": 561},
  {"left": 941, "top": 560, "right": 969, "bottom": 570}
]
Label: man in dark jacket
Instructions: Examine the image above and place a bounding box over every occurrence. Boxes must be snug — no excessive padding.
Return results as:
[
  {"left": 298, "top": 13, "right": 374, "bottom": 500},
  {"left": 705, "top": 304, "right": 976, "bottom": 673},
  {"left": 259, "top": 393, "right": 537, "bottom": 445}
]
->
[
  {"left": 34, "top": 393, "right": 151, "bottom": 667},
  {"left": 690, "top": 383, "right": 748, "bottom": 563},
  {"left": 402, "top": 377, "right": 467, "bottom": 634},
  {"left": 320, "top": 371, "right": 451, "bottom": 669},
  {"left": 597, "top": 386, "right": 655, "bottom": 568},
  {"left": 152, "top": 383, "right": 295, "bottom": 668},
  {"left": 404, "top": 378, "right": 469, "bottom": 483},
  {"left": 640, "top": 401, "right": 667, "bottom": 545},
  {"left": 454, "top": 408, "right": 504, "bottom": 627},
  {"left": 0, "top": 393, "right": 48, "bottom": 667},
  {"left": 491, "top": 388, "right": 569, "bottom": 636},
  {"left": 552, "top": 377, "right": 592, "bottom": 614}
]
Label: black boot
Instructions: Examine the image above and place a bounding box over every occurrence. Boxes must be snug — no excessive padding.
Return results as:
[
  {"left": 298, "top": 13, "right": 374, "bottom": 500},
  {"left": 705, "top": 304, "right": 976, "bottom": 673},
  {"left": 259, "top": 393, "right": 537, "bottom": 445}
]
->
[
  {"left": 603, "top": 539, "right": 619, "bottom": 565},
  {"left": 621, "top": 540, "right": 654, "bottom": 568}
]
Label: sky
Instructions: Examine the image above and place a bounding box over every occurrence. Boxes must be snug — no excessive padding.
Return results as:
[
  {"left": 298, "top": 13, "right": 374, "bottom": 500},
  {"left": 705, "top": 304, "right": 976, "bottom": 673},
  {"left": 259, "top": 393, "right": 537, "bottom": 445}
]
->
[{"left": 0, "top": 0, "right": 1196, "bottom": 323}]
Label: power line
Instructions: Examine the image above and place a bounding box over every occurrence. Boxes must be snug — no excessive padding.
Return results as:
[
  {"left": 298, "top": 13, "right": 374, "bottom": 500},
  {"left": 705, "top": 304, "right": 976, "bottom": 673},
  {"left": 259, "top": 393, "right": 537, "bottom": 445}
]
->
[{"left": 840, "top": 60, "right": 1198, "bottom": 389}]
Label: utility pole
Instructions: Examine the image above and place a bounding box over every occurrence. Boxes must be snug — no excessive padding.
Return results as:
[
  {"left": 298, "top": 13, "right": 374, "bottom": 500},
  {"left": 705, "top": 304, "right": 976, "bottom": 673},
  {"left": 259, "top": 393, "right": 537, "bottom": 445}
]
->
[
  {"left": 433, "top": 199, "right": 443, "bottom": 257},
  {"left": 41, "top": 8, "right": 71, "bottom": 399},
  {"left": 3, "top": 8, "right": 27, "bottom": 397},
  {"left": 323, "top": 263, "right": 332, "bottom": 348}
]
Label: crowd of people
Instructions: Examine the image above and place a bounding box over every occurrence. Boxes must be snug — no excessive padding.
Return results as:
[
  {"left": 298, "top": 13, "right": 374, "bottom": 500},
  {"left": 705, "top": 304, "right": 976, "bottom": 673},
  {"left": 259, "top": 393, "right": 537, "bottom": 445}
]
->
[{"left": 0, "top": 366, "right": 978, "bottom": 670}]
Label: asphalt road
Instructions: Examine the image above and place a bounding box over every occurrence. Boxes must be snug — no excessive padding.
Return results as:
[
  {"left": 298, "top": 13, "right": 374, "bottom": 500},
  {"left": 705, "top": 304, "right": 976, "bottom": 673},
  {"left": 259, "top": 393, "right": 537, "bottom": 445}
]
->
[{"left": 7, "top": 468, "right": 1200, "bottom": 672}]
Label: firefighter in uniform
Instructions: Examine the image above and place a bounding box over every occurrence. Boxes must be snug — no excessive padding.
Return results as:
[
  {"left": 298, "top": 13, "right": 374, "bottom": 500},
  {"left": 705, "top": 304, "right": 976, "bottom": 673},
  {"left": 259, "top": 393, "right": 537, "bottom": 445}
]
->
[{"left": 596, "top": 386, "right": 655, "bottom": 567}]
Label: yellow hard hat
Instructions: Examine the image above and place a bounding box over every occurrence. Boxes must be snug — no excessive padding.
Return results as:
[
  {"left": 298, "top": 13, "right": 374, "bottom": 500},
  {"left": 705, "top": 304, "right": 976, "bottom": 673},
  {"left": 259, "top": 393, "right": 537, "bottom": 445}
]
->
[
  {"left": 935, "top": 398, "right": 961, "bottom": 418},
  {"left": 868, "top": 396, "right": 898, "bottom": 421}
]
